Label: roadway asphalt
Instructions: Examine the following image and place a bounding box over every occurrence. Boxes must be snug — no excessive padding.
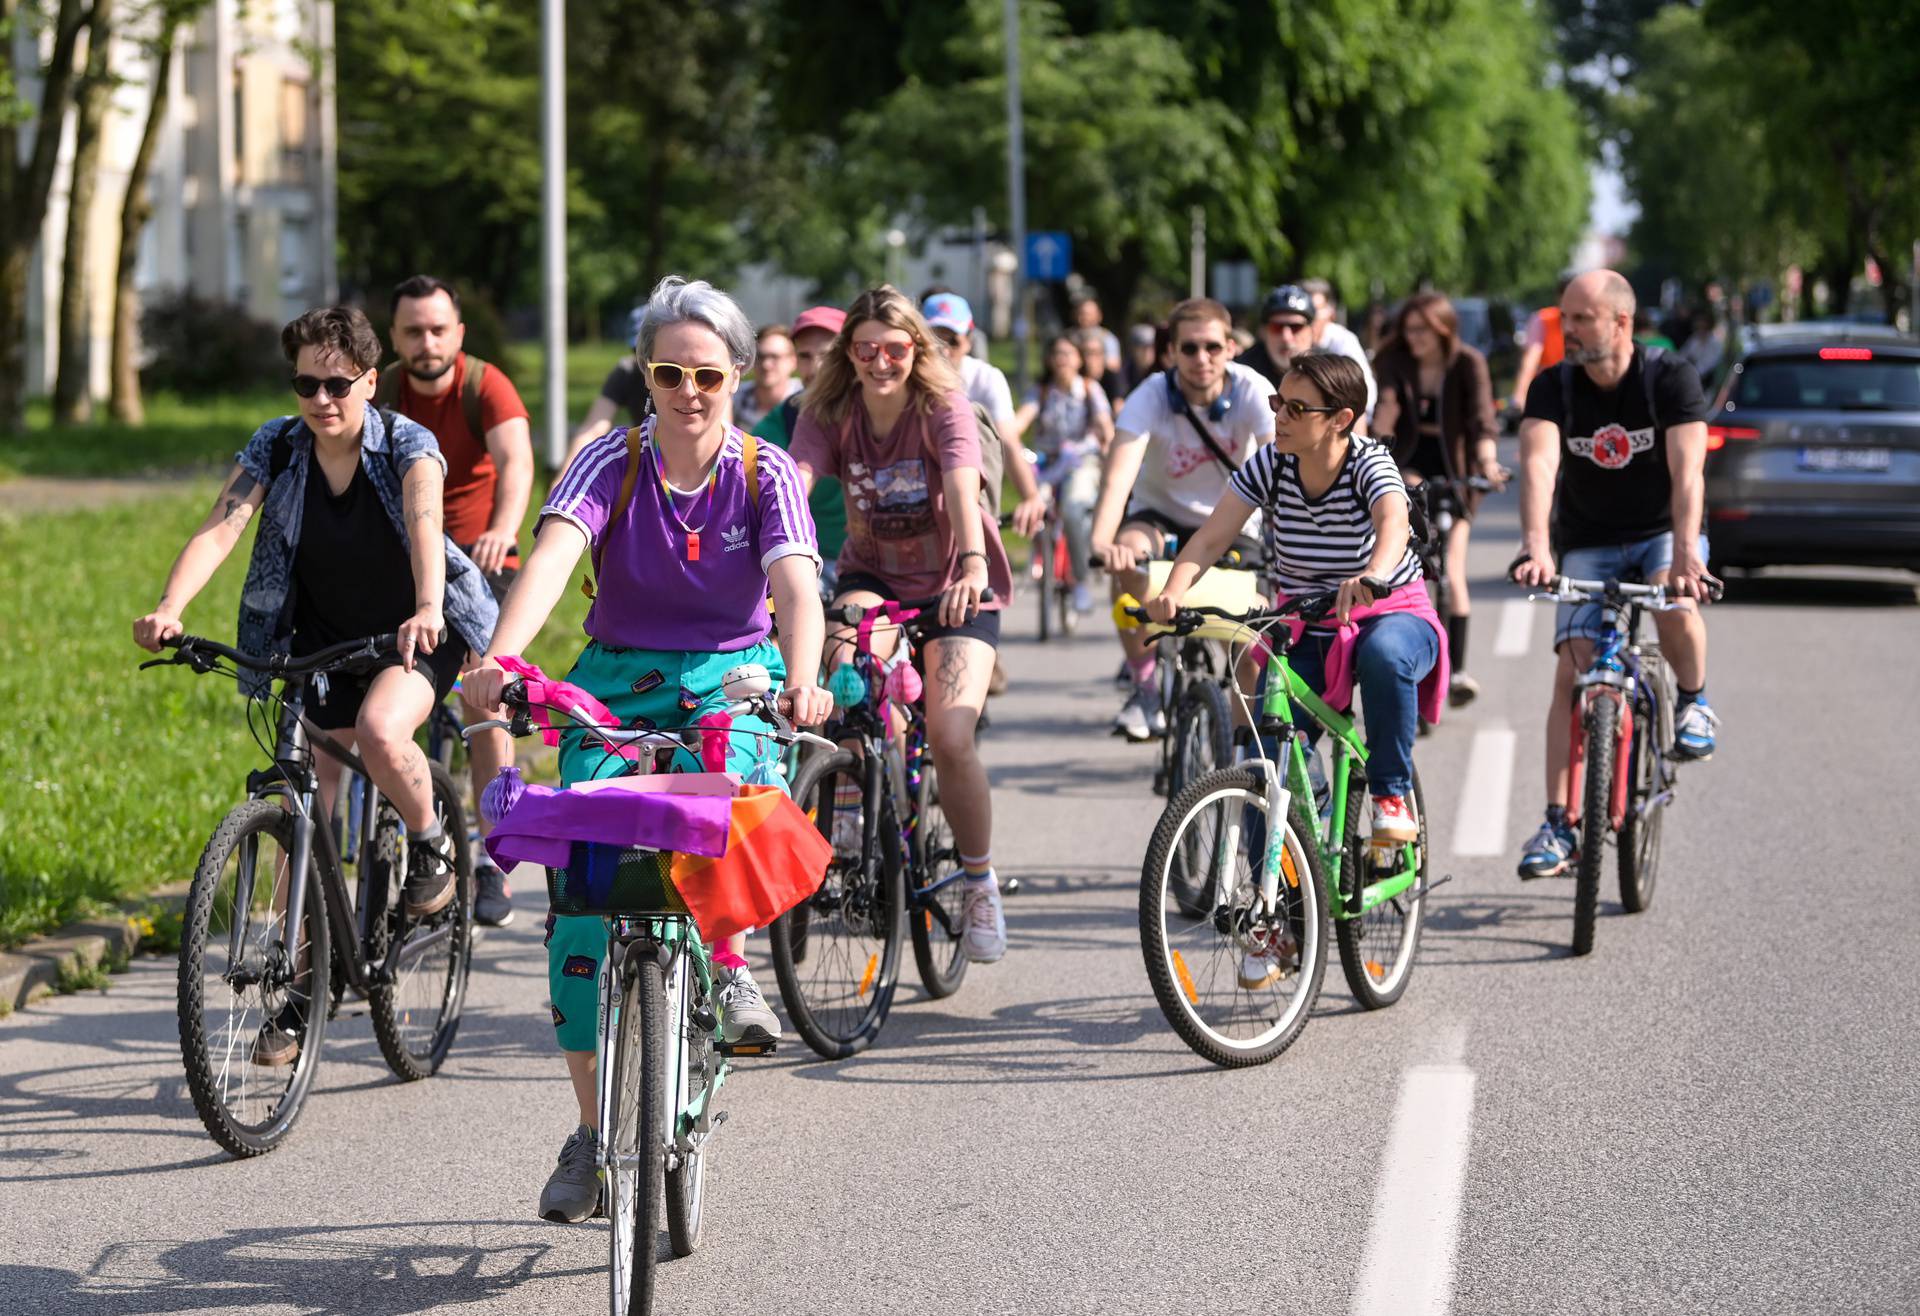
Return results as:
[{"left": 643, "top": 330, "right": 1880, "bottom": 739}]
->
[{"left": 4, "top": 490, "right": 1917, "bottom": 1315}]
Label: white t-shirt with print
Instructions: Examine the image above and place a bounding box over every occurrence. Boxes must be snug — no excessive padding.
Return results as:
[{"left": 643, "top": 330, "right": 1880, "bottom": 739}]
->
[
  {"left": 1112, "top": 363, "right": 1276, "bottom": 529},
  {"left": 957, "top": 355, "right": 1016, "bottom": 430}
]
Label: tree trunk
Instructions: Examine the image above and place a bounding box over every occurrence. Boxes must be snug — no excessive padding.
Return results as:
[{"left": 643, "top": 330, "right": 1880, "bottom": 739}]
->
[
  {"left": 54, "top": 0, "right": 119, "bottom": 425},
  {"left": 111, "top": 11, "right": 185, "bottom": 426},
  {"left": 0, "top": 0, "right": 89, "bottom": 434}
]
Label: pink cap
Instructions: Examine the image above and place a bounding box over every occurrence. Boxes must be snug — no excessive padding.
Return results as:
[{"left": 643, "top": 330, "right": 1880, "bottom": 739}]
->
[{"left": 791, "top": 306, "right": 846, "bottom": 338}]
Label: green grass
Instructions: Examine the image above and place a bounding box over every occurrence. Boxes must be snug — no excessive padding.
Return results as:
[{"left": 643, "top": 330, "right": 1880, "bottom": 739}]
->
[
  {"left": 0, "top": 339, "right": 633, "bottom": 483},
  {"left": 0, "top": 465, "right": 594, "bottom": 948}
]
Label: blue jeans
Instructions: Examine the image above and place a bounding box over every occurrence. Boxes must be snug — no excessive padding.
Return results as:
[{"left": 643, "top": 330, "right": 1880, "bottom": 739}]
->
[
  {"left": 1278, "top": 613, "right": 1437, "bottom": 798},
  {"left": 1554, "top": 532, "right": 1710, "bottom": 648}
]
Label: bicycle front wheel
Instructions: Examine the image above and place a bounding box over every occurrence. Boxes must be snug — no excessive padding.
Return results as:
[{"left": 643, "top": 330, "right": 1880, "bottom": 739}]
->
[
  {"left": 608, "top": 950, "right": 667, "bottom": 1316},
  {"left": 908, "top": 758, "right": 969, "bottom": 998},
  {"left": 1618, "top": 660, "right": 1670, "bottom": 914},
  {"left": 1140, "top": 768, "right": 1327, "bottom": 1068},
  {"left": 664, "top": 948, "right": 710, "bottom": 1256},
  {"left": 1168, "top": 679, "right": 1232, "bottom": 800},
  {"left": 370, "top": 761, "right": 475, "bottom": 1080},
  {"left": 768, "top": 749, "right": 905, "bottom": 1058},
  {"left": 1573, "top": 696, "right": 1619, "bottom": 956},
  {"left": 178, "top": 799, "right": 332, "bottom": 1157},
  {"left": 1335, "top": 765, "right": 1428, "bottom": 1009}
]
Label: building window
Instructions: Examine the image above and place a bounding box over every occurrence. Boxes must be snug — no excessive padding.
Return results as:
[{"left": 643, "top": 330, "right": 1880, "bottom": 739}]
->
[{"left": 280, "top": 77, "right": 309, "bottom": 182}]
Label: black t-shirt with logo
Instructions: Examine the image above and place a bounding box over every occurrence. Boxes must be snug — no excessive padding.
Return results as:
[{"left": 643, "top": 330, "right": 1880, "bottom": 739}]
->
[{"left": 1522, "top": 346, "right": 1707, "bottom": 551}]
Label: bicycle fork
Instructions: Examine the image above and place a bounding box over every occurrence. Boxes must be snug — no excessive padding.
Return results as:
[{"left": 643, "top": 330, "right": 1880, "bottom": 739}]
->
[{"left": 1567, "top": 685, "right": 1635, "bottom": 832}]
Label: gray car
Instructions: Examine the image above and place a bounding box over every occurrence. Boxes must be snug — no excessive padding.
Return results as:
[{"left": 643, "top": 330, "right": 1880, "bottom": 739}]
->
[{"left": 1704, "top": 323, "right": 1920, "bottom": 575}]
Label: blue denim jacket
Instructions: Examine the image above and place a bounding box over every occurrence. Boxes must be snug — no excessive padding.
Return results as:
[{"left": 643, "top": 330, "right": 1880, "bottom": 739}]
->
[{"left": 232, "top": 403, "right": 499, "bottom": 697}]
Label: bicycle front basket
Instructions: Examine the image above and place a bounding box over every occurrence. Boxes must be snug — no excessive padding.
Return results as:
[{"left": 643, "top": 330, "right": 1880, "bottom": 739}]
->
[{"left": 546, "top": 841, "right": 691, "bottom": 919}]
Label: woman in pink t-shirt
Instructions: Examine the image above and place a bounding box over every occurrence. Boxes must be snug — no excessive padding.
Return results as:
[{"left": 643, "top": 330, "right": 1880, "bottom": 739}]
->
[{"left": 789, "top": 285, "right": 1014, "bottom": 966}]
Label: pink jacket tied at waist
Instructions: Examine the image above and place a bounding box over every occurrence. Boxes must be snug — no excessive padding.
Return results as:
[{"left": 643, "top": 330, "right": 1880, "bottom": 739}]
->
[{"left": 1261, "top": 582, "right": 1450, "bottom": 727}]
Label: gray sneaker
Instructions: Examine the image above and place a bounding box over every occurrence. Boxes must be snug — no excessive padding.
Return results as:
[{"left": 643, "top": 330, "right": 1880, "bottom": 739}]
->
[
  {"left": 715, "top": 964, "right": 782, "bottom": 1049},
  {"left": 538, "top": 1124, "right": 602, "bottom": 1223},
  {"left": 1111, "top": 683, "right": 1166, "bottom": 742}
]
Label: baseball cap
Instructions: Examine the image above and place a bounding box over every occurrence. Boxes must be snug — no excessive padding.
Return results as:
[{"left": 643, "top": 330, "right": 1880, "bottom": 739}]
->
[
  {"left": 921, "top": 293, "right": 974, "bottom": 337},
  {"left": 1128, "top": 323, "right": 1157, "bottom": 347},
  {"left": 1260, "top": 285, "right": 1314, "bottom": 323},
  {"left": 790, "top": 305, "right": 846, "bottom": 338}
]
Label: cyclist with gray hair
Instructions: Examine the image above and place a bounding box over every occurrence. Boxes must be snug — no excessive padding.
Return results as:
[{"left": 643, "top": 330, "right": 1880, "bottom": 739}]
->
[{"left": 464, "top": 274, "right": 831, "bottom": 1223}]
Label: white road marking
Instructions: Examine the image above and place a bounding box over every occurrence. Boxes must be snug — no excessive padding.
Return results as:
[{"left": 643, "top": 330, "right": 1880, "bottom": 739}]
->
[
  {"left": 1350, "top": 1054, "right": 1478, "bottom": 1316},
  {"left": 1451, "top": 726, "right": 1516, "bottom": 857},
  {"left": 1491, "top": 598, "right": 1534, "bottom": 658}
]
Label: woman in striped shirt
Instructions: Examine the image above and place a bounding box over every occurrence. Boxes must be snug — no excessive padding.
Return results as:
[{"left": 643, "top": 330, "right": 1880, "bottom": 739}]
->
[{"left": 1144, "top": 354, "right": 1445, "bottom": 847}]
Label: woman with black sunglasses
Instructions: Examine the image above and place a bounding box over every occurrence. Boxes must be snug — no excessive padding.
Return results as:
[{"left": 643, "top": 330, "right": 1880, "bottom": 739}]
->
[
  {"left": 133, "top": 306, "right": 499, "bottom": 1062},
  {"left": 789, "top": 284, "right": 1015, "bottom": 968}
]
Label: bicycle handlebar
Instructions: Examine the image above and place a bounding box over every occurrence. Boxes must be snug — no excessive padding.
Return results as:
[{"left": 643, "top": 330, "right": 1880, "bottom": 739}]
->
[
  {"left": 1113, "top": 580, "right": 1383, "bottom": 636},
  {"left": 825, "top": 588, "right": 997, "bottom": 627},
  {"left": 141, "top": 631, "right": 400, "bottom": 678},
  {"left": 466, "top": 677, "right": 836, "bottom": 754},
  {"left": 1527, "top": 575, "right": 1725, "bottom": 606}
]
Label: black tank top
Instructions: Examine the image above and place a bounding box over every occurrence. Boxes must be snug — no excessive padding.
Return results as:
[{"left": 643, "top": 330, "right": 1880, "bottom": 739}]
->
[{"left": 291, "top": 459, "right": 417, "bottom": 654}]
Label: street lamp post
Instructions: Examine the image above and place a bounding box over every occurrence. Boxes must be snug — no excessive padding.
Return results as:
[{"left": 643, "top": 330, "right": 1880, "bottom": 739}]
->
[
  {"left": 1004, "top": 0, "right": 1029, "bottom": 396},
  {"left": 540, "top": 0, "right": 566, "bottom": 470}
]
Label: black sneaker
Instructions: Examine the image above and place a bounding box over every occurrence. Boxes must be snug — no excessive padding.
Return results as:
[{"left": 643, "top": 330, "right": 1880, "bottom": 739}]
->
[
  {"left": 404, "top": 833, "right": 458, "bottom": 918},
  {"left": 474, "top": 864, "right": 514, "bottom": 927}
]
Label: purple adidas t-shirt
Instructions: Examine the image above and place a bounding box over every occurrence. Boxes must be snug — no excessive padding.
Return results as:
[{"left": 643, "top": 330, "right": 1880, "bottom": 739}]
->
[{"left": 541, "top": 421, "right": 819, "bottom": 652}]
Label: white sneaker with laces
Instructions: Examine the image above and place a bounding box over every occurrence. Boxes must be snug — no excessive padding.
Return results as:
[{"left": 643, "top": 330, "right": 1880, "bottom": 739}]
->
[
  {"left": 715, "top": 964, "right": 782, "bottom": 1047},
  {"left": 961, "top": 876, "right": 1007, "bottom": 963}
]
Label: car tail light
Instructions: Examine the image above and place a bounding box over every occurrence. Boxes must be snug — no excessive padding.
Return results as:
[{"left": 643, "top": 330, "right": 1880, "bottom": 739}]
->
[
  {"left": 1819, "top": 347, "right": 1873, "bottom": 360},
  {"left": 1705, "top": 424, "right": 1761, "bottom": 451}
]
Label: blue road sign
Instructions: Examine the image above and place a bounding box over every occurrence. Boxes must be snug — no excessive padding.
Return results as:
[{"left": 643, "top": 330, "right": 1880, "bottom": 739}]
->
[{"left": 1025, "top": 231, "right": 1072, "bottom": 282}]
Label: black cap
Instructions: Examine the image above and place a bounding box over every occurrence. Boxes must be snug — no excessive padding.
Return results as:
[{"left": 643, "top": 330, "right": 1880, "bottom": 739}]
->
[{"left": 1260, "top": 285, "right": 1314, "bottom": 321}]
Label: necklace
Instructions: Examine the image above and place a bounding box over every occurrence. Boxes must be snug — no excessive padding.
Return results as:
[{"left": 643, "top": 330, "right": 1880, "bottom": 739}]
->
[{"left": 650, "top": 434, "right": 720, "bottom": 561}]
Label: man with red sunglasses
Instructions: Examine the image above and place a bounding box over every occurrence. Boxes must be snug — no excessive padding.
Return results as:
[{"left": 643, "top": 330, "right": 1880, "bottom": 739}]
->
[{"left": 1091, "top": 297, "right": 1277, "bottom": 741}]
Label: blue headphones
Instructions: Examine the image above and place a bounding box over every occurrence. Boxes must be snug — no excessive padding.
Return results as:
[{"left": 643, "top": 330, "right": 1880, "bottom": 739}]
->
[{"left": 1165, "top": 367, "right": 1232, "bottom": 421}]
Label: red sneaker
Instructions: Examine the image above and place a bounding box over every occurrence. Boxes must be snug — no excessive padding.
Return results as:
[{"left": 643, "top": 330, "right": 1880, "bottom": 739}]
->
[{"left": 1369, "top": 794, "right": 1418, "bottom": 846}]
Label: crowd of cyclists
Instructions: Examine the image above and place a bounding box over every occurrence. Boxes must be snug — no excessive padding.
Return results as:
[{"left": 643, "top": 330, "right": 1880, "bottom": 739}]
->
[{"left": 131, "top": 259, "right": 1723, "bottom": 1218}]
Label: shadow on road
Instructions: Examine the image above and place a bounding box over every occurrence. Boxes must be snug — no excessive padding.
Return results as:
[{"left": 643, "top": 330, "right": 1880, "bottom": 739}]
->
[
  {"left": 1420, "top": 891, "right": 1594, "bottom": 966},
  {"left": 2, "top": 1220, "right": 602, "bottom": 1314}
]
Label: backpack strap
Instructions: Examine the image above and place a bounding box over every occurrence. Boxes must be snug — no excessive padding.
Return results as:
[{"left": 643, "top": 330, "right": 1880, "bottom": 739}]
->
[
  {"left": 582, "top": 427, "right": 647, "bottom": 601},
  {"left": 1558, "top": 349, "right": 1666, "bottom": 437},
  {"left": 461, "top": 355, "right": 489, "bottom": 444},
  {"left": 1640, "top": 345, "right": 1663, "bottom": 432},
  {"left": 744, "top": 429, "right": 760, "bottom": 507}
]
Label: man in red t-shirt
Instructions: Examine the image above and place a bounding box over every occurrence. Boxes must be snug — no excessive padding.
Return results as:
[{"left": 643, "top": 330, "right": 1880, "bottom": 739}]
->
[{"left": 386, "top": 275, "right": 534, "bottom": 928}]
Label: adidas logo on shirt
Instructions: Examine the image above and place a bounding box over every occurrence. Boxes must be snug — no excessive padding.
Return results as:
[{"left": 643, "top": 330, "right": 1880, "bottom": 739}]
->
[{"left": 721, "top": 524, "right": 750, "bottom": 553}]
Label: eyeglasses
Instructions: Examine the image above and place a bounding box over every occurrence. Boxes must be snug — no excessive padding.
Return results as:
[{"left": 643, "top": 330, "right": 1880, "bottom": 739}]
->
[
  {"left": 756, "top": 348, "right": 792, "bottom": 364},
  {"left": 851, "top": 340, "right": 914, "bottom": 365},
  {"left": 291, "top": 368, "right": 371, "bottom": 399},
  {"left": 1177, "top": 340, "right": 1227, "bottom": 357},
  {"left": 1270, "top": 396, "right": 1341, "bottom": 419},
  {"left": 645, "top": 360, "right": 732, "bottom": 394},
  {"left": 1267, "top": 319, "right": 1313, "bottom": 335}
]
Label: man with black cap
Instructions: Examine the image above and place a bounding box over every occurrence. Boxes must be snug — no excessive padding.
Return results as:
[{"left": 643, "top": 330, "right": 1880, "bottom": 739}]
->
[{"left": 1243, "top": 284, "right": 1377, "bottom": 426}]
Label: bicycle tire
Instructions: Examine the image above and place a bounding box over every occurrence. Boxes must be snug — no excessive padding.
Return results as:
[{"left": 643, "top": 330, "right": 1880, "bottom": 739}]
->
[
  {"left": 177, "top": 799, "right": 332, "bottom": 1158},
  {"left": 1335, "top": 765, "right": 1428, "bottom": 1009},
  {"left": 1573, "top": 696, "right": 1619, "bottom": 956},
  {"left": 664, "top": 950, "right": 709, "bottom": 1257},
  {"left": 1035, "top": 523, "right": 1054, "bottom": 643},
  {"left": 608, "top": 949, "right": 667, "bottom": 1316},
  {"left": 1168, "top": 679, "right": 1232, "bottom": 800},
  {"left": 768, "top": 749, "right": 905, "bottom": 1058},
  {"left": 1618, "top": 660, "right": 1669, "bottom": 914},
  {"left": 1140, "top": 767, "right": 1327, "bottom": 1068},
  {"left": 908, "top": 758, "right": 969, "bottom": 998},
  {"left": 370, "top": 761, "right": 476, "bottom": 1080}
]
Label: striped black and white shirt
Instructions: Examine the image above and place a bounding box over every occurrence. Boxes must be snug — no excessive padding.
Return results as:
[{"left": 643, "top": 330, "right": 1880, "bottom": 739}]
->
[{"left": 1228, "top": 437, "right": 1422, "bottom": 595}]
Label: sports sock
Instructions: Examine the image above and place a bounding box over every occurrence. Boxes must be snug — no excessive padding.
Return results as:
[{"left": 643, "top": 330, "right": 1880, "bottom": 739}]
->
[
  {"left": 1676, "top": 684, "right": 1706, "bottom": 705},
  {"left": 408, "top": 818, "right": 444, "bottom": 843},
  {"left": 1545, "top": 804, "right": 1568, "bottom": 830},
  {"left": 712, "top": 947, "right": 748, "bottom": 971},
  {"left": 1127, "top": 655, "right": 1157, "bottom": 688},
  {"left": 1447, "top": 614, "right": 1469, "bottom": 671},
  {"left": 960, "top": 852, "right": 994, "bottom": 883}
]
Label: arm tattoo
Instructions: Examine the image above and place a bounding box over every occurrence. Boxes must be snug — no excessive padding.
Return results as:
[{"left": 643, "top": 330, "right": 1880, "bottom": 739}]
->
[
  {"left": 216, "top": 471, "right": 258, "bottom": 524},
  {"left": 934, "top": 642, "right": 970, "bottom": 706}
]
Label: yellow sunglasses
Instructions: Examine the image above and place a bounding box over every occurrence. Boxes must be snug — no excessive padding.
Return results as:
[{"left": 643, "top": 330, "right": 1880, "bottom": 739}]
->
[{"left": 645, "top": 360, "right": 733, "bottom": 394}]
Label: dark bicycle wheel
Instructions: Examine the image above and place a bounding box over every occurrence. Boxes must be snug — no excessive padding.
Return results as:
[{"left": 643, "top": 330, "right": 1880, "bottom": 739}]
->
[
  {"left": 1335, "top": 765, "right": 1428, "bottom": 1008},
  {"left": 664, "top": 947, "right": 710, "bottom": 1257},
  {"left": 908, "top": 758, "right": 969, "bottom": 998},
  {"left": 1140, "top": 767, "right": 1328, "bottom": 1068},
  {"left": 1618, "top": 656, "right": 1671, "bottom": 914},
  {"left": 1573, "top": 695, "right": 1620, "bottom": 956},
  {"left": 177, "top": 799, "right": 332, "bottom": 1158},
  {"left": 369, "top": 762, "right": 475, "bottom": 1080},
  {"left": 608, "top": 949, "right": 666, "bottom": 1315},
  {"left": 1034, "top": 521, "right": 1056, "bottom": 643},
  {"left": 768, "top": 749, "right": 904, "bottom": 1058},
  {"left": 1168, "top": 679, "right": 1232, "bottom": 800}
]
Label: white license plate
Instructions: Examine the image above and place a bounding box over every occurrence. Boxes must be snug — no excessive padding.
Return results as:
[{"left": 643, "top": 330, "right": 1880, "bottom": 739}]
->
[{"left": 1797, "top": 446, "right": 1890, "bottom": 472}]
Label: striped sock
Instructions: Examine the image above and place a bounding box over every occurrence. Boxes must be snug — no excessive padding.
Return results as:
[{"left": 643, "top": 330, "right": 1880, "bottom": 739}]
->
[{"left": 960, "top": 852, "right": 994, "bottom": 884}]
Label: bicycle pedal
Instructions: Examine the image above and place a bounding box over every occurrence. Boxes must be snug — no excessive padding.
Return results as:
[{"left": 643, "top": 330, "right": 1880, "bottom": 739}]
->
[
  {"left": 716, "top": 1039, "right": 778, "bottom": 1058},
  {"left": 1412, "top": 873, "right": 1455, "bottom": 897}
]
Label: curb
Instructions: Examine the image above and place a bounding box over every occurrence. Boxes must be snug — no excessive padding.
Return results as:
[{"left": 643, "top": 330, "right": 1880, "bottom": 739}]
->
[{"left": 0, "top": 881, "right": 193, "bottom": 1016}]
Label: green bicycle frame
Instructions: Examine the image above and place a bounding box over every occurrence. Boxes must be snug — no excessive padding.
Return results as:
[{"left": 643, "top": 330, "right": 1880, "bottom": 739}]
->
[{"left": 1256, "top": 651, "right": 1421, "bottom": 919}]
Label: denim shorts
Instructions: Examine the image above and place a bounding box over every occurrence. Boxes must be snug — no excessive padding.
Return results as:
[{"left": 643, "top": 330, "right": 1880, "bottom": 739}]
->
[{"left": 1554, "top": 532, "right": 1709, "bottom": 648}]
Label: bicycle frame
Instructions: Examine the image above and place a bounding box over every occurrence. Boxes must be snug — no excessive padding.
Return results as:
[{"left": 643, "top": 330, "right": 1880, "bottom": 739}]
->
[{"left": 597, "top": 916, "right": 727, "bottom": 1175}]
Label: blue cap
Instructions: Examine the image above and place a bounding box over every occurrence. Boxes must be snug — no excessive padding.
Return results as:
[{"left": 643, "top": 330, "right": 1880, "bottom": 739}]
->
[{"left": 921, "top": 293, "right": 974, "bottom": 336}]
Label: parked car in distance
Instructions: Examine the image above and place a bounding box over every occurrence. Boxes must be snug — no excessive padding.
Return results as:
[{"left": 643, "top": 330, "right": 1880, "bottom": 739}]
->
[{"left": 1704, "top": 323, "right": 1920, "bottom": 576}]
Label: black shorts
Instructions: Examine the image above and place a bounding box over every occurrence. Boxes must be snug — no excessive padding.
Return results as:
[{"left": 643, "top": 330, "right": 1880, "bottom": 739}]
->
[
  {"left": 1120, "top": 506, "right": 1263, "bottom": 566},
  {"left": 833, "top": 571, "right": 1002, "bottom": 649},
  {"left": 458, "top": 545, "right": 520, "bottom": 605},
  {"left": 303, "top": 640, "right": 467, "bottom": 731}
]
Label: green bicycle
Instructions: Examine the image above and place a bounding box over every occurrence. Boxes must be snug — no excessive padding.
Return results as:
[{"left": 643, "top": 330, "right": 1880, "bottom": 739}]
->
[{"left": 1121, "top": 587, "right": 1437, "bottom": 1068}]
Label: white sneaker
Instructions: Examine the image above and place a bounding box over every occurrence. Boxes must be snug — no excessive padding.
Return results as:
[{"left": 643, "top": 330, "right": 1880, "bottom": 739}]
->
[
  {"left": 1111, "top": 684, "right": 1165, "bottom": 742},
  {"left": 715, "top": 964, "right": 782, "bottom": 1047},
  {"left": 1237, "top": 926, "right": 1299, "bottom": 989},
  {"left": 830, "top": 807, "right": 863, "bottom": 861},
  {"left": 961, "top": 876, "right": 1007, "bottom": 963}
]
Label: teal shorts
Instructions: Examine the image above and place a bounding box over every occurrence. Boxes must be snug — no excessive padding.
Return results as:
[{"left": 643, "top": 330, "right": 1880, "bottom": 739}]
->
[{"left": 544, "top": 639, "right": 787, "bottom": 1052}]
